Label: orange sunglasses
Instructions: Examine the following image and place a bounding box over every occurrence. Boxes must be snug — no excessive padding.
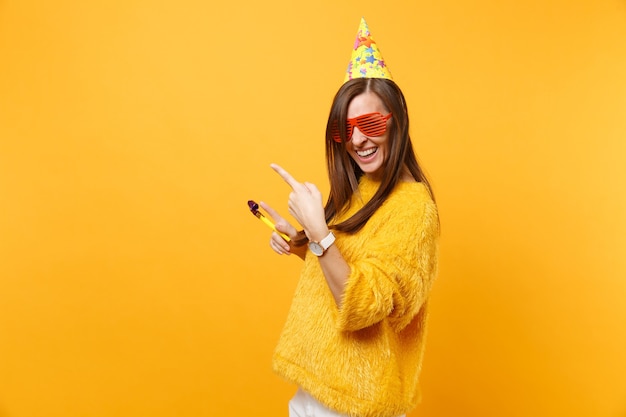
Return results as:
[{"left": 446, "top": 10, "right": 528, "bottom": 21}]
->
[{"left": 331, "top": 112, "right": 393, "bottom": 143}]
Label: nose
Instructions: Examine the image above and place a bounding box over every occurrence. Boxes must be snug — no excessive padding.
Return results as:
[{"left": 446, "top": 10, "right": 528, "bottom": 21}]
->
[{"left": 351, "top": 127, "right": 368, "bottom": 145}]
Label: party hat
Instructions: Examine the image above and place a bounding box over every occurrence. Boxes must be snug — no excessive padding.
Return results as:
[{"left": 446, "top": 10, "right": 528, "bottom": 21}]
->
[{"left": 344, "top": 18, "right": 393, "bottom": 83}]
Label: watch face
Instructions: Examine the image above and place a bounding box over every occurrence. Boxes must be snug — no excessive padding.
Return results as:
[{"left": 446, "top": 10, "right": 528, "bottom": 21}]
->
[{"left": 308, "top": 241, "right": 324, "bottom": 256}]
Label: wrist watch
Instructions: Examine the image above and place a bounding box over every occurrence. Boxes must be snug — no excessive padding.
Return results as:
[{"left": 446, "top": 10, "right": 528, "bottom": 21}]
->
[{"left": 308, "top": 231, "right": 336, "bottom": 257}]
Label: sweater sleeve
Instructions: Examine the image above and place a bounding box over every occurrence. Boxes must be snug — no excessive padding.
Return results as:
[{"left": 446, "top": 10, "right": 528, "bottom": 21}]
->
[{"left": 336, "top": 197, "right": 439, "bottom": 333}]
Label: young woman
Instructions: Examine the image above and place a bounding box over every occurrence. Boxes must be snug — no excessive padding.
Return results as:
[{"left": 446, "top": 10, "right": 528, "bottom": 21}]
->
[{"left": 259, "top": 19, "right": 440, "bottom": 417}]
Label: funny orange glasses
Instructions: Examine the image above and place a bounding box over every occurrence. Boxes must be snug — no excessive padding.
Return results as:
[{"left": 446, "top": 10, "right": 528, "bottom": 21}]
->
[{"left": 331, "top": 112, "right": 393, "bottom": 143}]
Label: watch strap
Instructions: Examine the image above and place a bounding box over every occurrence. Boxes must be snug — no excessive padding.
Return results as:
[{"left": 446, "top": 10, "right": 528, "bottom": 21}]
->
[{"left": 318, "top": 231, "right": 336, "bottom": 251}]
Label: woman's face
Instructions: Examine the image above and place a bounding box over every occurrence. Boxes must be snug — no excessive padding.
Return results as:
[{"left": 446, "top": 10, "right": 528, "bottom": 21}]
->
[{"left": 345, "top": 91, "right": 391, "bottom": 180}]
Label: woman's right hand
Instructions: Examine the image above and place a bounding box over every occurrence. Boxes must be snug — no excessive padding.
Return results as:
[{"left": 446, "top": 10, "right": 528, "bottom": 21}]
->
[{"left": 259, "top": 201, "right": 303, "bottom": 258}]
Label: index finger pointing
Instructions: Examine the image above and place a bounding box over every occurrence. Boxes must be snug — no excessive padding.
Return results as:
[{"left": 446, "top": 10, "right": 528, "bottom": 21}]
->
[{"left": 270, "top": 163, "right": 301, "bottom": 189}]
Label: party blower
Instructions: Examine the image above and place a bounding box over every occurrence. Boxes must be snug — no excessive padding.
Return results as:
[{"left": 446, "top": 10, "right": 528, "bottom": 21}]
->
[{"left": 247, "top": 200, "right": 291, "bottom": 242}]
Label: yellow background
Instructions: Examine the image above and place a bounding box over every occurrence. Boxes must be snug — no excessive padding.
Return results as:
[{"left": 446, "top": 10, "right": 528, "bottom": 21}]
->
[{"left": 1, "top": 0, "right": 625, "bottom": 416}]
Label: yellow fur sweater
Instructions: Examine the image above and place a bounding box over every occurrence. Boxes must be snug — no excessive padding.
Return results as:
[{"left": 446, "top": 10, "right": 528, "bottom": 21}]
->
[{"left": 272, "top": 176, "right": 440, "bottom": 417}]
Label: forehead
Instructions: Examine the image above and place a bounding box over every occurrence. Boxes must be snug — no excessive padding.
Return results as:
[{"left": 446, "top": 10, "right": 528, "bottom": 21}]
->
[{"left": 347, "top": 91, "right": 387, "bottom": 118}]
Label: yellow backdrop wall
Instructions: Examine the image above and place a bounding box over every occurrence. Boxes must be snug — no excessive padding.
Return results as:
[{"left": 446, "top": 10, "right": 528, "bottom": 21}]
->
[{"left": 1, "top": 1, "right": 625, "bottom": 416}]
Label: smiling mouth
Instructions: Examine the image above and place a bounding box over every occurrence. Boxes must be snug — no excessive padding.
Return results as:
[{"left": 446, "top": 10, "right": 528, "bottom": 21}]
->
[{"left": 356, "top": 147, "right": 378, "bottom": 158}]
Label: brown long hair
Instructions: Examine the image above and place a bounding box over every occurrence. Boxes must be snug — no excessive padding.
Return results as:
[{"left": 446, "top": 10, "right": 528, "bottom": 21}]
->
[{"left": 324, "top": 78, "right": 435, "bottom": 234}]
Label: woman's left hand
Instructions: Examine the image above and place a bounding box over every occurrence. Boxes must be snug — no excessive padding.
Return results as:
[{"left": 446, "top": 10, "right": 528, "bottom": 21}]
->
[{"left": 270, "top": 163, "right": 329, "bottom": 242}]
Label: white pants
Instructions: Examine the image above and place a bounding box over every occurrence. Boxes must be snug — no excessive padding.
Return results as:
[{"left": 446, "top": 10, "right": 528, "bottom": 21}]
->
[{"left": 288, "top": 388, "right": 406, "bottom": 417}]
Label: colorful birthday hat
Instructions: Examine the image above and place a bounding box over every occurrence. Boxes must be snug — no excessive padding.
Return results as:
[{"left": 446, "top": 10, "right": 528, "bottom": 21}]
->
[{"left": 344, "top": 17, "right": 393, "bottom": 83}]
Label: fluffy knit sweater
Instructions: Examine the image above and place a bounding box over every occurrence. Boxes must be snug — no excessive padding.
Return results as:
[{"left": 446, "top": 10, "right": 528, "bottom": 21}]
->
[{"left": 272, "top": 176, "right": 440, "bottom": 417}]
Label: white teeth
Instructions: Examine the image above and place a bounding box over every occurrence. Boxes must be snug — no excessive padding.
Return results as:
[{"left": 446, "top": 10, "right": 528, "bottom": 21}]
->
[{"left": 356, "top": 148, "right": 377, "bottom": 157}]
